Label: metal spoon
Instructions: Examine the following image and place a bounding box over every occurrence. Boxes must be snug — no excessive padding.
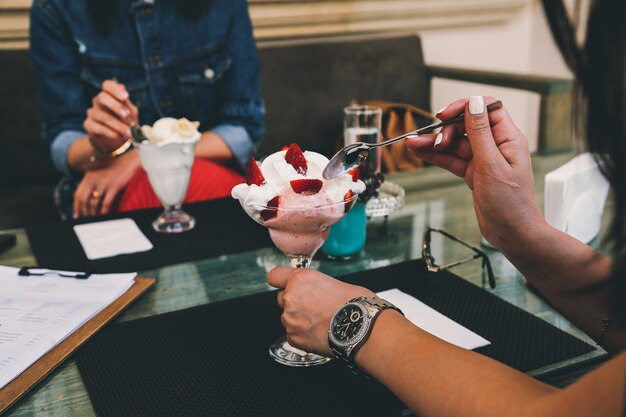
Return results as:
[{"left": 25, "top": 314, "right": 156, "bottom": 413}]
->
[
  {"left": 322, "top": 100, "right": 503, "bottom": 179},
  {"left": 123, "top": 98, "right": 148, "bottom": 143},
  {"left": 130, "top": 121, "right": 148, "bottom": 143}
]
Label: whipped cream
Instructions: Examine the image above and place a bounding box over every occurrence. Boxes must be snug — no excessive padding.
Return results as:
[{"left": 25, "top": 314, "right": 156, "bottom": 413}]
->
[
  {"left": 232, "top": 150, "right": 365, "bottom": 222},
  {"left": 140, "top": 117, "right": 201, "bottom": 146}
]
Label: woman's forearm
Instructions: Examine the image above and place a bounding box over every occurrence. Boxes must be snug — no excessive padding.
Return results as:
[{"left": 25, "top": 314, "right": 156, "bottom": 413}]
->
[
  {"left": 497, "top": 221, "right": 623, "bottom": 352},
  {"left": 195, "top": 131, "right": 235, "bottom": 163},
  {"left": 355, "top": 311, "right": 555, "bottom": 417},
  {"left": 355, "top": 311, "right": 625, "bottom": 417},
  {"left": 67, "top": 136, "right": 105, "bottom": 172},
  {"left": 70, "top": 130, "right": 235, "bottom": 173}
]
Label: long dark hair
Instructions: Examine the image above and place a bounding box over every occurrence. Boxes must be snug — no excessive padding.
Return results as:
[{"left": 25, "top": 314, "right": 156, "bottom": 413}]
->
[
  {"left": 86, "top": 0, "right": 211, "bottom": 36},
  {"left": 579, "top": 1, "right": 626, "bottom": 321}
]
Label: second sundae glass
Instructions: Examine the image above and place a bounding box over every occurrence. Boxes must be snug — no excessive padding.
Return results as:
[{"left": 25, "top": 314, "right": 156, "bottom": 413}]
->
[
  {"left": 239, "top": 192, "right": 360, "bottom": 366},
  {"left": 135, "top": 138, "right": 199, "bottom": 233}
]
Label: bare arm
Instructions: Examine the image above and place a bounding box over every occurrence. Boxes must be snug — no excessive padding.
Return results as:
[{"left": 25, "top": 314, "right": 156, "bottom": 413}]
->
[
  {"left": 195, "top": 131, "right": 235, "bottom": 163},
  {"left": 358, "top": 310, "right": 626, "bottom": 417},
  {"left": 500, "top": 222, "right": 624, "bottom": 353},
  {"left": 69, "top": 128, "right": 235, "bottom": 171}
]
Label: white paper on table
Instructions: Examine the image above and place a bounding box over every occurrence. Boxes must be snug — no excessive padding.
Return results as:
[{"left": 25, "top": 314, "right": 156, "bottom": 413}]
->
[
  {"left": 74, "top": 218, "right": 153, "bottom": 260},
  {"left": 377, "top": 288, "right": 490, "bottom": 350},
  {"left": 0, "top": 265, "right": 136, "bottom": 390}
]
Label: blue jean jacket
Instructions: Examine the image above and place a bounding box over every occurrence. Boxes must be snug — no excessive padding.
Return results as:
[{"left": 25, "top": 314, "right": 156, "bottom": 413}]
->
[{"left": 30, "top": 0, "right": 265, "bottom": 178}]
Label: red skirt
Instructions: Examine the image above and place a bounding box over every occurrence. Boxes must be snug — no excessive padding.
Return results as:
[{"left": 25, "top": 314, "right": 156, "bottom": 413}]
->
[{"left": 117, "top": 158, "right": 244, "bottom": 212}]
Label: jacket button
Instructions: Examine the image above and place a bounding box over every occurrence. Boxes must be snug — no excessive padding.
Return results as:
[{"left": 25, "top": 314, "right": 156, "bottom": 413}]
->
[{"left": 204, "top": 68, "right": 215, "bottom": 80}]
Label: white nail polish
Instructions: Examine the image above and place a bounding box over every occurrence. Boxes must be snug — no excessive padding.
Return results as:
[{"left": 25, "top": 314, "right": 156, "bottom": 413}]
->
[
  {"left": 469, "top": 96, "right": 485, "bottom": 115},
  {"left": 436, "top": 105, "right": 447, "bottom": 115},
  {"left": 434, "top": 133, "right": 443, "bottom": 147}
]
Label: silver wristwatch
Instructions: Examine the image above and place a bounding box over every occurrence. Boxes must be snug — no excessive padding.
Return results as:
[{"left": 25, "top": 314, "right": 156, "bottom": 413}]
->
[{"left": 328, "top": 296, "right": 403, "bottom": 369}]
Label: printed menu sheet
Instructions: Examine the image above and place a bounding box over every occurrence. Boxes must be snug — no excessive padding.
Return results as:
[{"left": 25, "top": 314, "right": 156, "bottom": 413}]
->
[{"left": 0, "top": 266, "right": 136, "bottom": 389}]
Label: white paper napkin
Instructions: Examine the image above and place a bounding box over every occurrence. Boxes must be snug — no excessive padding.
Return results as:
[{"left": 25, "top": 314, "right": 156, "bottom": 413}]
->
[
  {"left": 74, "top": 218, "right": 153, "bottom": 260},
  {"left": 377, "top": 288, "right": 490, "bottom": 350}
]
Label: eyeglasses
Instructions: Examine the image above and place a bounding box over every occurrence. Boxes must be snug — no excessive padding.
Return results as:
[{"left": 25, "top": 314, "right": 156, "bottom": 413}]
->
[{"left": 422, "top": 227, "right": 496, "bottom": 289}]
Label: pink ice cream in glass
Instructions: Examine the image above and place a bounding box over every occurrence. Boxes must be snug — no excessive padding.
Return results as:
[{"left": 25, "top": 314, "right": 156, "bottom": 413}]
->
[
  {"left": 232, "top": 144, "right": 364, "bottom": 268},
  {"left": 231, "top": 143, "right": 364, "bottom": 366}
]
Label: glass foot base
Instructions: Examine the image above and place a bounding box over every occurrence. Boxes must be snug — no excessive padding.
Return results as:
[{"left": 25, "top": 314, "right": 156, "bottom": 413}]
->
[
  {"left": 152, "top": 209, "right": 195, "bottom": 233},
  {"left": 269, "top": 336, "right": 331, "bottom": 367}
]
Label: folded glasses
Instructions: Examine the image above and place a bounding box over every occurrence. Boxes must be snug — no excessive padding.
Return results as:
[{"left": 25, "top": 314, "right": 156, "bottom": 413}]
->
[{"left": 422, "top": 227, "right": 496, "bottom": 289}]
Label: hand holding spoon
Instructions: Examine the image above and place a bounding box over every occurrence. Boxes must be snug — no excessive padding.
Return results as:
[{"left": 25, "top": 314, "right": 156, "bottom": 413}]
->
[
  {"left": 122, "top": 98, "right": 148, "bottom": 143},
  {"left": 322, "top": 100, "right": 503, "bottom": 179}
]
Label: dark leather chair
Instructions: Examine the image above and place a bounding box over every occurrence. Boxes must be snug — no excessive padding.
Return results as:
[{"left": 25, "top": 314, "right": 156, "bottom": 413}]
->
[
  {"left": 0, "top": 50, "right": 60, "bottom": 229},
  {"left": 258, "top": 36, "right": 430, "bottom": 159}
]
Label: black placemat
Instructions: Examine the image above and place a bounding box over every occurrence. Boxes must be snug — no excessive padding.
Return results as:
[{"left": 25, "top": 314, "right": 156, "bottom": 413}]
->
[
  {"left": 75, "top": 259, "right": 595, "bottom": 417},
  {"left": 25, "top": 198, "right": 272, "bottom": 273}
]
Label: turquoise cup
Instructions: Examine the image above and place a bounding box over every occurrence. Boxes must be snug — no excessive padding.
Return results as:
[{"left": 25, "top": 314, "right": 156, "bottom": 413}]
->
[{"left": 321, "top": 201, "right": 367, "bottom": 259}]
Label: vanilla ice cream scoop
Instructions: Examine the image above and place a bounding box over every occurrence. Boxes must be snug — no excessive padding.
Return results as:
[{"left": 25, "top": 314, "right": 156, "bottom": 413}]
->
[{"left": 140, "top": 117, "right": 201, "bottom": 145}]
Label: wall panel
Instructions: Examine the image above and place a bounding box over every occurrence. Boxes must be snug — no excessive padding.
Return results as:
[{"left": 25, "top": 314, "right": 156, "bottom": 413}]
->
[{"left": 0, "top": 0, "right": 531, "bottom": 49}]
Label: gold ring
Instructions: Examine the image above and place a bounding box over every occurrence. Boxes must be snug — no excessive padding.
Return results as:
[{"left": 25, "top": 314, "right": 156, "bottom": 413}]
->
[{"left": 91, "top": 190, "right": 101, "bottom": 199}]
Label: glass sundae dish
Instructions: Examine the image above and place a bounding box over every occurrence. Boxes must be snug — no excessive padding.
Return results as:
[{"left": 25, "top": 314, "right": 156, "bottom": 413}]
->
[
  {"left": 232, "top": 144, "right": 364, "bottom": 366},
  {"left": 134, "top": 117, "right": 201, "bottom": 233}
]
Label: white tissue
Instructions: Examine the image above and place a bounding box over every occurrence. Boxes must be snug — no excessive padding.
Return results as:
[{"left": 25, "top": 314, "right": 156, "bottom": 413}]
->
[{"left": 544, "top": 153, "right": 609, "bottom": 243}]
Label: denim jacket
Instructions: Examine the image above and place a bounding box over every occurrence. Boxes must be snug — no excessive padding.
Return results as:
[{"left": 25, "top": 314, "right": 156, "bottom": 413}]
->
[{"left": 30, "top": 0, "right": 265, "bottom": 176}]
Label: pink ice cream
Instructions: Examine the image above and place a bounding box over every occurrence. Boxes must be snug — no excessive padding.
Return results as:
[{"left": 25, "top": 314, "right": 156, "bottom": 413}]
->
[
  {"left": 232, "top": 144, "right": 364, "bottom": 256},
  {"left": 264, "top": 183, "right": 357, "bottom": 256}
]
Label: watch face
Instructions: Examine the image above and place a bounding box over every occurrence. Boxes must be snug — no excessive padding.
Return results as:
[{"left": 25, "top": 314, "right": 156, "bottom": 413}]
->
[{"left": 331, "top": 304, "right": 366, "bottom": 343}]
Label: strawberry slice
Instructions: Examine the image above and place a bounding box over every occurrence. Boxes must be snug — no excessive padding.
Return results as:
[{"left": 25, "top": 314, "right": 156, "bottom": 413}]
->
[
  {"left": 290, "top": 179, "right": 323, "bottom": 195},
  {"left": 284, "top": 143, "right": 308, "bottom": 175},
  {"left": 246, "top": 157, "right": 265, "bottom": 186},
  {"left": 343, "top": 190, "right": 355, "bottom": 213},
  {"left": 348, "top": 167, "right": 359, "bottom": 182},
  {"left": 260, "top": 196, "right": 280, "bottom": 221}
]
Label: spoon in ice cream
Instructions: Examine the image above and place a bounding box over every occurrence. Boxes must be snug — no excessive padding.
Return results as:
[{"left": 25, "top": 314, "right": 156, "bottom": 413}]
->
[
  {"left": 122, "top": 98, "right": 148, "bottom": 143},
  {"left": 130, "top": 121, "right": 148, "bottom": 143},
  {"left": 322, "top": 100, "right": 503, "bottom": 179}
]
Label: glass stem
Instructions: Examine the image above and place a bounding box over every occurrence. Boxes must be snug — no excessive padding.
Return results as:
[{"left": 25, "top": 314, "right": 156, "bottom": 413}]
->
[{"left": 289, "top": 256, "right": 312, "bottom": 269}]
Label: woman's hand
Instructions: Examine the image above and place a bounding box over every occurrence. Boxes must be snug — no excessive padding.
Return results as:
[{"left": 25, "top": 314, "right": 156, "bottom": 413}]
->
[
  {"left": 83, "top": 80, "right": 138, "bottom": 152},
  {"left": 268, "top": 267, "right": 374, "bottom": 356},
  {"left": 405, "top": 96, "right": 546, "bottom": 250},
  {"left": 73, "top": 150, "right": 141, "bottom": 218}
]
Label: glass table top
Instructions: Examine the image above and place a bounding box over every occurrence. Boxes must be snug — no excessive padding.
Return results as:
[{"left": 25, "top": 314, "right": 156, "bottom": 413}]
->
[{"left": 0, "top": 153, "right": 609, "bottom": 417}]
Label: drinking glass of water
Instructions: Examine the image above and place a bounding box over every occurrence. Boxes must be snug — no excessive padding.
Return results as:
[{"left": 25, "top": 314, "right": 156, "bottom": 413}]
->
[{"left": 343, "top": 105, "right": 382, "bottom": 174}]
